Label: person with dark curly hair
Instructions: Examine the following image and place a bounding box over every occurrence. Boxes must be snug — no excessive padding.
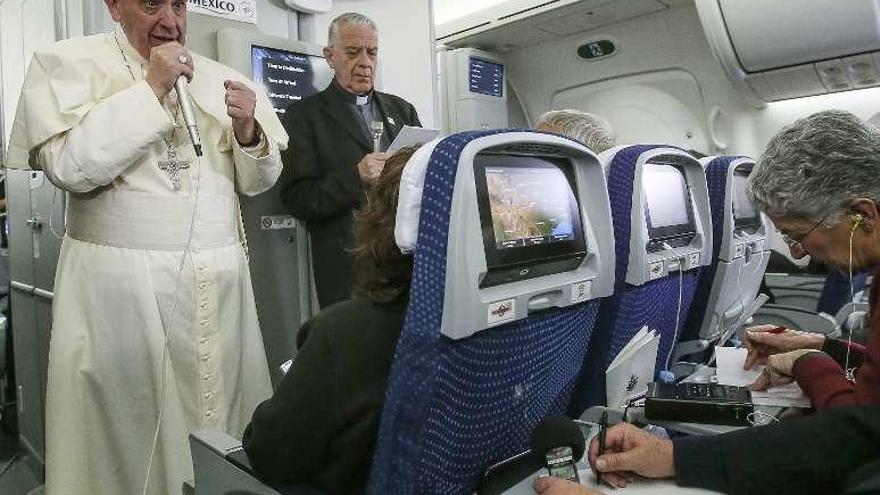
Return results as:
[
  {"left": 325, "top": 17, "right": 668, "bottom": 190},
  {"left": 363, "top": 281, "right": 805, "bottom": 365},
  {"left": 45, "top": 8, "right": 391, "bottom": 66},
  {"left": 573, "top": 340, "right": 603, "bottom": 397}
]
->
[{"left": 242, "top": 147, "right": 418, "bottom": 495}]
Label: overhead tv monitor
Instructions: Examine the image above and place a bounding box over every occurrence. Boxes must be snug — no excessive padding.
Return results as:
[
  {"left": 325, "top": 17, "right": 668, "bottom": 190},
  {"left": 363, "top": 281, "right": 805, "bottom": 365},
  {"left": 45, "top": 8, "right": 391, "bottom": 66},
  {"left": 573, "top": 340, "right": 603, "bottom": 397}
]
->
[
  {"left": 251, "top": 45, "right": 333, "bottom": 115},
  {"left": 474, "top": 153, "right": 586, "bottom": 287},
  {"left": 469, "top": 56, "right": 504, "bottom": 97},
  {"left": 643, "top": 161, "right": 696, "bottom": 249},
  {"left": 731, "top": 168, "right": 761, "bottom": 229}
]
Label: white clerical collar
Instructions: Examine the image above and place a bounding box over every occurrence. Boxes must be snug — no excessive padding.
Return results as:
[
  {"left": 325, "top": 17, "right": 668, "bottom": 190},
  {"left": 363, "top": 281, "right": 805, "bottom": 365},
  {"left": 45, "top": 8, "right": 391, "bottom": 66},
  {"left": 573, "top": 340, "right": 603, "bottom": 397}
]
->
[{"left": 332, "top": 78, "right": 373, "bottom": 105}]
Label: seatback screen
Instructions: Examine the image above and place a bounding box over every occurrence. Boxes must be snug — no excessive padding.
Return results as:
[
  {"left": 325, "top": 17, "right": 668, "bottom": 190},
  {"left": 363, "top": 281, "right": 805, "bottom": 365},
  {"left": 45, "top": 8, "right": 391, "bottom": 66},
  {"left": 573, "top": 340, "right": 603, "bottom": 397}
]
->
[
  {"left": 731, "top": 170, "right": 760, "bottom": 227},
  {"left": 485, "top": 165, "right": 577, "bottom": 249},
  {"left": 251, "top": 45, "right": 333, "bottom": 115},
  {"left": 475, "top": 153, "right": 586, "bottom": 286},
  {"left": 642, "top": 161, "right": 696, "bottom": 241},
  {"left": 644, "top": 164, "right": 690, "bottom": 228}
]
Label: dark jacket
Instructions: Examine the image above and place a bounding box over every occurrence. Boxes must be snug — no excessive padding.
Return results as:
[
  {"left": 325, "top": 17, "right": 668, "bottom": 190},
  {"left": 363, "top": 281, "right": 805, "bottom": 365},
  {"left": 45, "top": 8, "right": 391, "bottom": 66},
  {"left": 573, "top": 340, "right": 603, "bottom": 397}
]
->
[
  {"left": 279, "top": 84, "right": 420, "bottom": 307},
  {"left": 242, "top": 296, "right": 408, "bottom": 495},
  {"left": 673, "top": 405, "right": 880, "bottom": 495}
]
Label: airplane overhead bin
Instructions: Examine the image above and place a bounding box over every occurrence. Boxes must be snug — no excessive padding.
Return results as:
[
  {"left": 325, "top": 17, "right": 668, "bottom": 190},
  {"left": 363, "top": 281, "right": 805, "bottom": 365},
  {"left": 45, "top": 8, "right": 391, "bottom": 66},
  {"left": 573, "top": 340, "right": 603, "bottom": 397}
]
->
[
  {"left": 697, "top": 0, "right": 880, "bottom": 105},
  {"left": 436, "top": 0, "right": 668, "bottom": 52}
]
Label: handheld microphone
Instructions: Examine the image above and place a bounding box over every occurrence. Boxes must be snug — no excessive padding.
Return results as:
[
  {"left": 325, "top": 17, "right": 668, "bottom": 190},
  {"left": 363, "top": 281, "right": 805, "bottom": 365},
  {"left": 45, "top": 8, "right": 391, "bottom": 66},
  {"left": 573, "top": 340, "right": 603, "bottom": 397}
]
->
[
  {"left": 175, "top": 76, "right": 203, "bottom": 157},
  {"left": 370, "top": 120, "right": 384, "bottom": 153},
  {"left": 530, "top": 416, "right": 586, "bottom": 483}
]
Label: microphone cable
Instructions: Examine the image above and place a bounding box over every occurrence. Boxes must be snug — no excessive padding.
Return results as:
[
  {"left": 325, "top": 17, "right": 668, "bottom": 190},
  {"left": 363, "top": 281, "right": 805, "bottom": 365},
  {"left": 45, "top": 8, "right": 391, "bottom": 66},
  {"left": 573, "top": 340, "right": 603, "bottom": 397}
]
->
[
  {"left": 843, "top": 222, "right": 858, "bottom": 383},
  {"left": 48, "top": 187, "right": 66, "bottom": 240},
  {"left": 141, "top": 106, "right": 204, "bottom": 495},
  {"left": 732, "top": 242, "right": 746, "bottom": 346},
  {"left": 661, "top": 242, "right": 685, "bottom": 371},
  {"left": 111, "top": 30, "right": 204, "bottom": 495}
]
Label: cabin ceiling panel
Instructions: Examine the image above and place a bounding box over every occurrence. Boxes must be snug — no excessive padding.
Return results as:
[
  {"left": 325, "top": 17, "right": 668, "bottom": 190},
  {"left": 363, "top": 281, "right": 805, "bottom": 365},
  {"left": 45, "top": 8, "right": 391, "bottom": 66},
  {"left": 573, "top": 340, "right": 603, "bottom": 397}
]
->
[{"left": 439, "top": 0, "right": 669, "bottom": 52}]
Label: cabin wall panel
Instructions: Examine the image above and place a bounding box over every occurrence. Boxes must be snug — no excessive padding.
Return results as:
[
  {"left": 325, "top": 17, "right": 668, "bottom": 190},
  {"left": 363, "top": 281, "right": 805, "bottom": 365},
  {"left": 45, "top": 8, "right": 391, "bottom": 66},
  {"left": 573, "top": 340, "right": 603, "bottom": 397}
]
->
[
  {"left": 497, "top": 1, "right": 880, "bottom": 157},
  {"left": 312, "top": 0, "right": 438, "bottom": 127}
]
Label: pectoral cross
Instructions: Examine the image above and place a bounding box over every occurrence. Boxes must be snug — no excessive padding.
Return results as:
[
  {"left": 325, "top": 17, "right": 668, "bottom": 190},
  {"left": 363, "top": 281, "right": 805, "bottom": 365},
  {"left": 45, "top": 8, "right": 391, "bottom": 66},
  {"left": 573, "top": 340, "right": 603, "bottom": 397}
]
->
[{"left": 158, "top": 148, "right": 190, "bottom": 191}]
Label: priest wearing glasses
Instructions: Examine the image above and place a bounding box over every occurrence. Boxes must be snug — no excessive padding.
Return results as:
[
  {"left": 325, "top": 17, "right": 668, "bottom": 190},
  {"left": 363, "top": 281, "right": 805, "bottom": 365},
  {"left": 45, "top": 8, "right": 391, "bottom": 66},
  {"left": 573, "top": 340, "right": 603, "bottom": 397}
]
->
[{"left": 6, "top": 0, "right": 287, "bottom": 493}]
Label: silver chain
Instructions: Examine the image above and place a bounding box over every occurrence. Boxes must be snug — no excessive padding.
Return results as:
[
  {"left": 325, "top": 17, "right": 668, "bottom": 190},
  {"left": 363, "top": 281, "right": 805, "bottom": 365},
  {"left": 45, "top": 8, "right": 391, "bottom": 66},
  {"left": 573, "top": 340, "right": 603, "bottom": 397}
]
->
[{"left": 112, "top": 33, "right": 182, "bottom": 148}]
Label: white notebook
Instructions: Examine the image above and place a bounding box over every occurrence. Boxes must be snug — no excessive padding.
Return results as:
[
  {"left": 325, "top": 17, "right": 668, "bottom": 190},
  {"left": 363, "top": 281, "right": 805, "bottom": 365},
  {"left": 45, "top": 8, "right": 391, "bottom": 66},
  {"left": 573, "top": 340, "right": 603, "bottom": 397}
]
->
[{"left": 606, "top": 326, "right": 661, "bottom": 409}]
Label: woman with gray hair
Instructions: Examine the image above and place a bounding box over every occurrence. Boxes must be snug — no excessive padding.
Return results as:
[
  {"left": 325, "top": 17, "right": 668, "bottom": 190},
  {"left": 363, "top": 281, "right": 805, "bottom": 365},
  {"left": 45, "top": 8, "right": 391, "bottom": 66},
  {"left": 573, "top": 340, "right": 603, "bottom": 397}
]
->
[
  {"left": 742, "top": 109, "right": 880, "bottom": 410},
  {"left": 535, "top": 109, "right": 617, "bottom": 154}
]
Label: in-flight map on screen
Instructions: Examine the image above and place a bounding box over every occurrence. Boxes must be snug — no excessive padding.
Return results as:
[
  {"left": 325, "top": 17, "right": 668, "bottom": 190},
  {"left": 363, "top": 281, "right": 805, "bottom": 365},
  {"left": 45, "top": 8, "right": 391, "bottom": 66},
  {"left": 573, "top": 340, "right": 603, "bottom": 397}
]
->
[{"left": 485, "top": 166, "right": 576, "bottom": 249}]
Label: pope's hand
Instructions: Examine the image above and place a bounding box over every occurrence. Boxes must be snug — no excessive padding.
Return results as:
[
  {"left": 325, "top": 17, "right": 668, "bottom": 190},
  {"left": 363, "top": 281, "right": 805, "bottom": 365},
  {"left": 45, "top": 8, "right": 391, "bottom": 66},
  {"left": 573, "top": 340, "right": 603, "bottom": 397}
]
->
[
  {"left": 224, "top": 80, "right": 258, "bottom": 146},
  {"left": 146, "top": 42, "right": 193, "bottom": 99}
]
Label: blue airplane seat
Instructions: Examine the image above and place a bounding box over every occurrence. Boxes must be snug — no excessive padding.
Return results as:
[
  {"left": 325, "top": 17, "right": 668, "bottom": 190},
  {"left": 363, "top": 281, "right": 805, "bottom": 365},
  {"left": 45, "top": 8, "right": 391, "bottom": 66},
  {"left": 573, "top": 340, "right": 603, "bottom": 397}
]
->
[
  {"left": 677, "top": 156, "right": 771, "bottom": 361},
  {"left": 680, "top": 156, "right": 739, "bottom": 344},
  {"left": 366, "top": 129, "right": 615, "bottom": 494},
  {"left": 817, "top": 270, "right": 869, "bottom": 315},
  {"left": 568, "top": 145, "right": 711, "bottom": 415}
]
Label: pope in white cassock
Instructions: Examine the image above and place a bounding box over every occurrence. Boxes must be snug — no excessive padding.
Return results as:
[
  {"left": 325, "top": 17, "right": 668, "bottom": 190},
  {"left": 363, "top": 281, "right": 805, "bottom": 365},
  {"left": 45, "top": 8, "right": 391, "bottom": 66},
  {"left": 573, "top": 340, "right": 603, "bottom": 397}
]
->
[{"left": 5, "top": 0, "right": 288, "bottom": 493}]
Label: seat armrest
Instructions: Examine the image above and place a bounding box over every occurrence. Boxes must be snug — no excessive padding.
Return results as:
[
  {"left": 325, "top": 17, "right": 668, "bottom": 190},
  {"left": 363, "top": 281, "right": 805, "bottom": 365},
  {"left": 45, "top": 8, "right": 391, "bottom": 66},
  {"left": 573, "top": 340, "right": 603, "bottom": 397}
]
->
[
  {"left": 670, "top": 361, "right": 699, "bottom": 380},
  {"left": 671, "top": 339, "right": 710, "bottom": 364},
  {"left": 835, "top": 302, "right": 870, "bottom": 343},
  {"left": 189, "top": 429, "right": 329, "bottom": 495}
]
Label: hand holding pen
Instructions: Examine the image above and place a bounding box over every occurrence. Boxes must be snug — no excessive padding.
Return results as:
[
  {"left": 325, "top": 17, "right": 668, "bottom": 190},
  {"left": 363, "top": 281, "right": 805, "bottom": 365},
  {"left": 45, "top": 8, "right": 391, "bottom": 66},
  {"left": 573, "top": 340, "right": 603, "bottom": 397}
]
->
[
  {"left": 588, "top": 423, "right": 675, "bottom": 489},
  {"left": 742, "top": 324, "right": 826, "bottom": 370}
]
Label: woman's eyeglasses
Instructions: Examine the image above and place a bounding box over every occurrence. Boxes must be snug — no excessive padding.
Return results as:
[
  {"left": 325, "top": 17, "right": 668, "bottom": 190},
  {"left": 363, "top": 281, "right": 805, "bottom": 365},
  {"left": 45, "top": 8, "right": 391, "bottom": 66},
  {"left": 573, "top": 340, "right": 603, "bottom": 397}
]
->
[{"left": 778, "top": 214, "right": 831, "bottom": 250}]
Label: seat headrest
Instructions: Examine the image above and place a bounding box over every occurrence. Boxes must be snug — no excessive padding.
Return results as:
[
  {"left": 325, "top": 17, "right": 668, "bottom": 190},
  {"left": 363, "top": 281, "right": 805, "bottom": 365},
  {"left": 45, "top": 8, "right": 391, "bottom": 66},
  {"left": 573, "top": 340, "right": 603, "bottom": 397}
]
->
[{"left": 394, "top": 136, "right": 444, "bottom": 254}]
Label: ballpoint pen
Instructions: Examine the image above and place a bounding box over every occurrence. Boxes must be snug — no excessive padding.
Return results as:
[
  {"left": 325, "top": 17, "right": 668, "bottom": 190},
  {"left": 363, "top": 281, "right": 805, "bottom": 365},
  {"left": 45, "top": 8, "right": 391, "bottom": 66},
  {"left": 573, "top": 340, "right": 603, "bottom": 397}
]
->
[{"left": 597, "top": 411, "right": 607, "bottom": 485}]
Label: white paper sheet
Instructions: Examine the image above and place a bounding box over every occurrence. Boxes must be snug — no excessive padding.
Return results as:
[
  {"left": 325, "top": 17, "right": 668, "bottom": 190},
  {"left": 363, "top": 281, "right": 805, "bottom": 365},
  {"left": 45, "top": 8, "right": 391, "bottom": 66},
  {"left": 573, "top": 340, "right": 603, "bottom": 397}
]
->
[
  {"left": 714, "top": 346, "right": 811, "bottom": 408},
  {"left": 387, "top": 125, "right": 442, "bottom": 153}
]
